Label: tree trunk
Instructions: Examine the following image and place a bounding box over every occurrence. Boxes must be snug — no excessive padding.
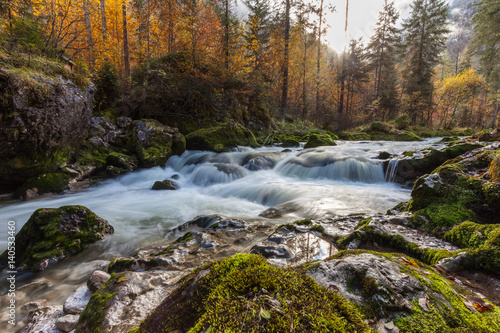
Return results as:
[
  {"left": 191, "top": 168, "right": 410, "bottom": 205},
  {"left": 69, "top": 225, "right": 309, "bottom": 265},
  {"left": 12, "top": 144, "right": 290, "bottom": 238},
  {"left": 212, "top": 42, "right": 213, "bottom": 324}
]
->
[
  {"left": 224, "top": 0, "right": 229, "bottom": 69},
  {"left": 122, "top": 1, "right": 131, "bottom": 79},
  {"left": 83, "top": 0, "right": 95, "bottom": 73},
  {"left": 315, "top": 0, "right": 323, "bottom": 117},
  {"left": 100, "top": 0, "right": 107, "bottom": 42},
  {"left": 493, "top": 88, "right": 499, "bottom": 128},
  {"left": 280, "top": 0, "right": 290, "bottom": 117}
]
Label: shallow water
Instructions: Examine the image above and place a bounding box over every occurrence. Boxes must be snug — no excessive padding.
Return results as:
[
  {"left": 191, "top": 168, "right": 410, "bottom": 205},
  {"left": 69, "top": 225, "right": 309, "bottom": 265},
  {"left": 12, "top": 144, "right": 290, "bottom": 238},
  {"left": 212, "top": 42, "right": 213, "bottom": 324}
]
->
[{"left": 0, "top": 139, "right": 445, "bottom": 323}]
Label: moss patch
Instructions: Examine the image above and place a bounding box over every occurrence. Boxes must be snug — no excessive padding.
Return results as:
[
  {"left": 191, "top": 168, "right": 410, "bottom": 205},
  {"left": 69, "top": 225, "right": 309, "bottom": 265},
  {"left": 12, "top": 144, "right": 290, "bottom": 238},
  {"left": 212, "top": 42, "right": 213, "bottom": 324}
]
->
[
  {"left": 0, "top": 205, "right": 113, "bottom": 271},
  {"left": 304, "top": 134, "right": 337, "bottom": 149},
  {"left": 15, "top": 173, "right": 71, "bottom": 198},
  {"left": 186, "top": 121, "right": 258, "bottom": 152},
  {"left": 132, "top": 254, "right": 370, "bottom": 333}
]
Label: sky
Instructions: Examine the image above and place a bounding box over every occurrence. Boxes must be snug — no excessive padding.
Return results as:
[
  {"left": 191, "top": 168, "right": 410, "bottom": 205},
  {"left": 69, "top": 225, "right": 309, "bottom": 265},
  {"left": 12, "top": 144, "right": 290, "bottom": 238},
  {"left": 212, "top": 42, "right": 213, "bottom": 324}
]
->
[{"left": 324, "top": 0, "right": 414, "bottom": 52}]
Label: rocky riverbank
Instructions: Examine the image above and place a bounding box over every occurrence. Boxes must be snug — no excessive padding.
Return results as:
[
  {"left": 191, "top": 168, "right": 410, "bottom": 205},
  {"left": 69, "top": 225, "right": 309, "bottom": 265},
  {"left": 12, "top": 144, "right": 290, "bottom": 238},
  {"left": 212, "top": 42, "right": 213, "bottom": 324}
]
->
[{"left": 2, "top": 138, "right": 498, "bottom": 333}]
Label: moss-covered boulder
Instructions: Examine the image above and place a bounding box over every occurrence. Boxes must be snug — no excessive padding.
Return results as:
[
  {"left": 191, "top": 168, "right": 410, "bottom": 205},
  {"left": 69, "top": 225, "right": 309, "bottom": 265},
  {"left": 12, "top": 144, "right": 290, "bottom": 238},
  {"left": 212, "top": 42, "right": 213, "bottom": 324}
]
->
[
  {"left": 151, "top": 179, "right": 178, "bottom": 190},
  {"left": 129, "top": 119, "right": 185, "bottom": 168},
  {"left": 0, "top": 205, "right": 113, "bottom": 271},
  {"left": 308, "top": 251, "right": 500, "bottom": 332},
  {"left": 185, "top": 121, "right": 258, "bottom": 152},
  {"left": 281, "top": 138, "right": 300, "bottom": 148},
  {"left": 395, "top": 143, "right": 483, "bottom": 182},
  {"left": 131, "top": 253, "right": 370, "bottom": 333},
  {"left": 407, "top": 148, "right": 500, "bottom": 234},
  {"left": 304, "top": 134, "right": 337, "bottom": 149},
  {"left": 14, "top": 173, "right": 71, "bottom": 199}
]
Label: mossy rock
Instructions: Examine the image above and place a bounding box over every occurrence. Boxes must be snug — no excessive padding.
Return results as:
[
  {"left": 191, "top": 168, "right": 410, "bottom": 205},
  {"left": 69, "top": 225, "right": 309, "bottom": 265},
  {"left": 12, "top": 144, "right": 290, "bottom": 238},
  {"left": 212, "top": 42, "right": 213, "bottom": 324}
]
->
[
  {"left": 185, "top": 121, "right": 258, "bottom": 153},
  {"left": 489, "top": 154, "right": 500, "bottom": 182},
  {"left": 151, "top": 179, "right": 178, "bottom": 190},
  {"left": 0, "top": 205, "right": 113, "bottom": 271},
  {"left": 14, "top": 173, "right": 71, "bottom": 198},
  {"left": 304, "top": 134, "right": 337, "bottom": 149},
  {"left": 129, "top": 119, "right": 184, "bottom": 168},
  {"left": 406, "top": 148, "right": 500, "bottom": 236},
  {"left": 281, "top": 138, "right": 300, "bottom": 148},
  {"left": 394, "top": 131, "right": 423, "bottom": 142},
  {"left": 106, "top": 152, "right": 137, "bottom": 171},
  {"left": 131, "top": 253, "right": 370, "bottom": 333}
]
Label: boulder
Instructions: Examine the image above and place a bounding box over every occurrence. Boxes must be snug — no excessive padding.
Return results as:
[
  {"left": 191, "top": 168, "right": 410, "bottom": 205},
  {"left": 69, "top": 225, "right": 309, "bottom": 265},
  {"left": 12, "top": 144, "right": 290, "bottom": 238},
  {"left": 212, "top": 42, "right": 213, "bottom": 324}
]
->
[
  {"left": 185, "top": 121, "right": 258, "bottom": 152},
  {"left": 0, "top": 69, "right": 94, "bottom": 185},
  {"left": 87, "top": 270, "right": 112, "bottom": 293},
  {"left": 129, "top": 119, "right": 185, "bottom": 167},
  {"left": 14, "top": 173, "right": 71, "bottom": 199},
  {"left": 0, "top": 205, "right": 113, "bottom": 271},
  {"left": 129, "top": 254, "right": 370, "bottom": 333},
  {"left": 151, "top": 179, "right": 178, "bottom": 190},
  {"left": 63, "top": 286, "right": 93, "bottom": 315},
  {"left": 304, "top": 134, "right": 336, "bottom": 149}
]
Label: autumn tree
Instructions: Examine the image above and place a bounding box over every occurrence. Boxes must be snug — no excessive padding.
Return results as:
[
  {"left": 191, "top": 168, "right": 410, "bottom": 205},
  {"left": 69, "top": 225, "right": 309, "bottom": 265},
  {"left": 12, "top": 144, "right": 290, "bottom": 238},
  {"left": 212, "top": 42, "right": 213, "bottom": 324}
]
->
[
  {"left": 401, "top": 0, "right": 449, "bottom": 124},
  {"left": 243, "top": 0, "right": 270, "bottom": 74}
]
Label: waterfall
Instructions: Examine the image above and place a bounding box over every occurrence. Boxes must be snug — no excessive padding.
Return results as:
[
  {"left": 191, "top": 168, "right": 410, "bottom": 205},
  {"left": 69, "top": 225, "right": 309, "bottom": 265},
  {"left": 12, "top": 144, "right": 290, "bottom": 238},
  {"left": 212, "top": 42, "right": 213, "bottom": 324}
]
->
[{"left": 385, "top": 159, "right": 400, "bottom": 182}]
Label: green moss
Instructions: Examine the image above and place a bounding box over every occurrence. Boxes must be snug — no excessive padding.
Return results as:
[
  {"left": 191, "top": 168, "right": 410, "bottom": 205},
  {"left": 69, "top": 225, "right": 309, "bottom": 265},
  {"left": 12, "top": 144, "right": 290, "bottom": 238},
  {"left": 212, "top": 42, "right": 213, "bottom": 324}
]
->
[
  {"left": 15, "top": 173, "right": 71, "bottom": 197},
  {"left": 76, "top": 273, "right": 117, "bottom": 333},
  {"left": 444, "top": 222, "right": 498, "bottom": 249},
  {"left": 336, "top": 226, "right": 455, "bottom": 266},
  {"left": 133, "top": 254, "right": 370, "bottom": 333},
  {"left": 294, "top": 219, "right": 312, "bottom": 226},
  {"left": 108, "top": 258, "right": 135, "bottom": 273},
  {"left": 186, "top": 121, "right": 258, "bottom": 152},
  {"left": 151, "top": 179, "right": 177, "bottom": 190},
  {"left": 304, "top": 134, "right": 337, "bottom": 149},
  {"left": 281, "top": 138, "right": 300, "bottom": 147},
  {"left": 0, "top": 205, "right": 111, "bottom": 271},
  {"left": 355, "top": 219, "right": 372, "bottom": 230}
]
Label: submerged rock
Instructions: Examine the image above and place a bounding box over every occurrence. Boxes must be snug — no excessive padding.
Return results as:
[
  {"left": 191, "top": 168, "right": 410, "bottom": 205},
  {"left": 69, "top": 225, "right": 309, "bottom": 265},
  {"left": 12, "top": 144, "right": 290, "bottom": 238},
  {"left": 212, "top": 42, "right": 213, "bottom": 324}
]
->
[
  {"left": 151, "top": 179, "right": 178, "bottom": 190},
  {"left": 0, "top": 205, "right": 113, "bottom": 271},
  {"left": 185, "top": 121, "right": 258, "bottom": 152}
]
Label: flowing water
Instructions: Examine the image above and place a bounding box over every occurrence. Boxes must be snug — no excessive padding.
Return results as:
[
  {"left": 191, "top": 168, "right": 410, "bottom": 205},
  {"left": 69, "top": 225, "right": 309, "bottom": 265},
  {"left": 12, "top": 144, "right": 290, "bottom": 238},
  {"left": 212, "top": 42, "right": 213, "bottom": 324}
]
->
[{"left": 0, "top": 139, "right": 445, "bottom": 325}]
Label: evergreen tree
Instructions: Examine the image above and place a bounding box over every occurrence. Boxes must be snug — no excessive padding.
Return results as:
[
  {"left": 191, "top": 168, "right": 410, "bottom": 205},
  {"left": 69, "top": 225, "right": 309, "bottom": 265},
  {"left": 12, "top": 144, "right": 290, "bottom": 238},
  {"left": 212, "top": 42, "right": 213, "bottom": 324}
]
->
[
  {"left": 244, "top": 0, "right": 271, "bottom": 73},
  {"left": 402, "top": 0, "right": 449, "bottom": 124},
  {"left": 366, "top": 0, "right": 400, "bottom": 120},
  {"left": 469, "top": 0, "right": 500, "bottom": 127}
]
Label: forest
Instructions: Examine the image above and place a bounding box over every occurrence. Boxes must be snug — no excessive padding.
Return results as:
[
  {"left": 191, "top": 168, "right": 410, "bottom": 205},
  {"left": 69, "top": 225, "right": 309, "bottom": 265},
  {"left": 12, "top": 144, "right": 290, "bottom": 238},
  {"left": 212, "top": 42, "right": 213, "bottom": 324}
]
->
[{"left": 0, "top": 0, "right": 498, "bottom": 132}]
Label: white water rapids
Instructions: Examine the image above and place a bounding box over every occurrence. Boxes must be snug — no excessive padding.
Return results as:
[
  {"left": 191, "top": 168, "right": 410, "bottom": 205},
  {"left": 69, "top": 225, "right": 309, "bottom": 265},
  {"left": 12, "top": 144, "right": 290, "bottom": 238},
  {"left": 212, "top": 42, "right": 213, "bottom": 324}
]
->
[{"left": 0, "top": 139, "right": 445, "bottom": 318}]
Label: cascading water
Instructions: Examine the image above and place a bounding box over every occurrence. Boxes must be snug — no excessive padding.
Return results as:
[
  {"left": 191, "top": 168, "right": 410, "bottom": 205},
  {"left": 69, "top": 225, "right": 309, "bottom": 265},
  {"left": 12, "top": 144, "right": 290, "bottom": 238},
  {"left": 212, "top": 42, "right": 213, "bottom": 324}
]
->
[
  {"left": 385, "top": 159, "right": 400, "bottom": 182},
  {"left": 0, "top": 139, "right": 445, "bottom": 313}
]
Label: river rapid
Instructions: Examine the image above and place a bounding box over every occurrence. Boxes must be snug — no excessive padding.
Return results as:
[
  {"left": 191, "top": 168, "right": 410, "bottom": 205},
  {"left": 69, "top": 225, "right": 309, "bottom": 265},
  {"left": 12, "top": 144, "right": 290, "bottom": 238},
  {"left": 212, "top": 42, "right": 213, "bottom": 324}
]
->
[{"left": 0, "top": 139, "right": 445, "bottom": 314}]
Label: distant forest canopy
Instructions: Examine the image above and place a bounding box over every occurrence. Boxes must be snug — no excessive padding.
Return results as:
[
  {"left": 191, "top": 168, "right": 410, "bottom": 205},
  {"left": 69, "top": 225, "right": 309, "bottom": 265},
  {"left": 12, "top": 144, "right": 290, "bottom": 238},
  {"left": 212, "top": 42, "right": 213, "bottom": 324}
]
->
[{"left": 0, "top": 0, "right": 498, "bottom": 130}]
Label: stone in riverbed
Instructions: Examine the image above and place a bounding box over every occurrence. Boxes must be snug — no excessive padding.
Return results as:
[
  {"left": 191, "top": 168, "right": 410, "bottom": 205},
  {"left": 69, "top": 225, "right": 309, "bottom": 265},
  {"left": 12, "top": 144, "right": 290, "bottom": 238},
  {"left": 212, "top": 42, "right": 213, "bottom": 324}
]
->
[
  {"left": 55, "top": 314, "right": 80, "bottom": 332},
  {"left": 87, "top": 270, "right": 111, "bottom": 293},
  {"left": 151, "top": 179, "right": 178, "bottom": 190},
  {"left": 23, "top": 305, "right": 64, "bottom": 333},
  {"left": 63, "top": 286, "right": 93, "bottom": 315},
  {"left": 0, "top": 205, "right": 113, "bottom": 271}
]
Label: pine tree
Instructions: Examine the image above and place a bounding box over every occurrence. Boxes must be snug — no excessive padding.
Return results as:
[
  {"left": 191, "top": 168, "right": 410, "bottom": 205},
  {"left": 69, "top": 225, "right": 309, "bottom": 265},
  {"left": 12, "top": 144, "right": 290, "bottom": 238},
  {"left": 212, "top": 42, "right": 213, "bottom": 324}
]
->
[
  {"left": 243, "top": 0, "right": 271, "bottom": 73},
  {"left": 469, "top": 0, "right": 500, "bottom": 127},
  {"left": 402, "top": 0, "right": 449, "bottom": 124},
  {"left": 366, "top": 0, "right": 400, "bottom": 120}
]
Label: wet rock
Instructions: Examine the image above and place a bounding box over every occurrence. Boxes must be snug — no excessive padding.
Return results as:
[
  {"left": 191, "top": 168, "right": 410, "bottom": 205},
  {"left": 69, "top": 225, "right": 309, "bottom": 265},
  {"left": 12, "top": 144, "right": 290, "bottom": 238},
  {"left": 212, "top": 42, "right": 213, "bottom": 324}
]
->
[
  {"left": 281, "top": 138, "right": 300, "bottom": 148},
  {"left": 21, "top": 300, "right": 48, "bottom": 314},
  {"left": 395, "top": 143, "right": 483, "bottom": 182},
  {"left": 151, "top": 179, "right": 178, "bottom": 190},
  {"left": 0, "top": 206, "right": 113, "bottom": 271},
  {"left": 243, "top": 155, "right": 276, "bottom": 171},
  {"left": 23, "top": 305, "right": 64, "bottom": 333},
  {"left": 250, "top": 223, "right": 337, "bottom": 266},
  {"left": 378, "top": 151, "right": 392, "bottom": 159},
  {"left": 115, "top": 116, "right": 133, "bottom": 129},
  {"left": 87, "top": 270, "right": 111, "bottom": 293},
  {"left": 304, "top": 134, "right": 336, "bottom": 149},
  {"left": 308, "top": 253, "right": 422, "bottom": 315},
  {"left": 88, "top": 136, "right": 110, "bottom": 148},
  {"left": 76, "top": 271, "right": 182, "bottom": 333},
  {"left": 63, "top": 286, "right": 92, "bottom": 315},
  {"left": 185, "top": 121, "right": 258, "bottom": 153},
  {"left": 55, "top": 314, "right": 79, "bottom": 332}
]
